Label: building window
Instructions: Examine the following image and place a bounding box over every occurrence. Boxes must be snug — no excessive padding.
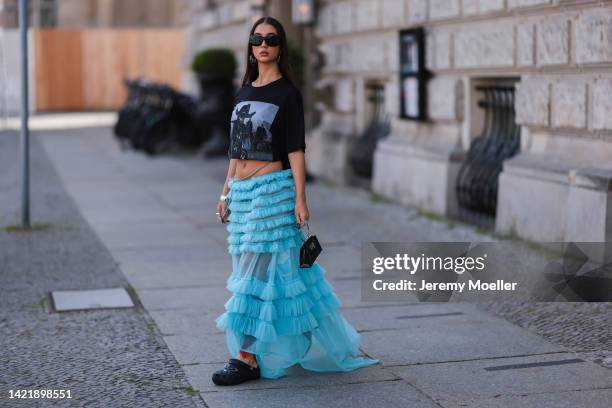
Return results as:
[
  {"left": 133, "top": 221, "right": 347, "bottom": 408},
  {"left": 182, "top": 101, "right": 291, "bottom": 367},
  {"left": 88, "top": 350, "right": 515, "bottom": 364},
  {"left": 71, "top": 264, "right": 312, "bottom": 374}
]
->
[
  {"left": 399, "top": 28, "right": 428, "bottom": 121},
  {"left": 39, "top": 0, "right": 57, "bottom": 27}
]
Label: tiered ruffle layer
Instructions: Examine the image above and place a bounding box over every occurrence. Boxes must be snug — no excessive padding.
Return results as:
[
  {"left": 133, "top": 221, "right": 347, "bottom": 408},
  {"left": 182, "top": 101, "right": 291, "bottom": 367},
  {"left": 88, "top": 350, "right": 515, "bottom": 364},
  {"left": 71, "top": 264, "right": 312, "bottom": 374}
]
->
[
  {"left": 225, "top": 169, "right": 303, "bottom": 255},
  {"left": 215, "top": 168, "right": 379, "bottom": 379}
]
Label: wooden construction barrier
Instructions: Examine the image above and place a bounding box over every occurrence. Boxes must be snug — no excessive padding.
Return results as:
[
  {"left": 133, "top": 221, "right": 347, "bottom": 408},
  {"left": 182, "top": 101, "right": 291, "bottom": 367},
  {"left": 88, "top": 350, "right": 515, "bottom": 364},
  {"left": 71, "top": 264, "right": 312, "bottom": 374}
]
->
[{"left": 33, "top": 28, "right": 185, "bottom": 111}]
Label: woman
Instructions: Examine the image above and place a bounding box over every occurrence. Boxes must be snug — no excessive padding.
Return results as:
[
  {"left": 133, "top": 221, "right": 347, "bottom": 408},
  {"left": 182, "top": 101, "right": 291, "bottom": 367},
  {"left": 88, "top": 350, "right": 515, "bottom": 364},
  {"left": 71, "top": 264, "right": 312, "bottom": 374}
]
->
[{"left": 212, "top": 16, "right": 379, "bottom": 386}]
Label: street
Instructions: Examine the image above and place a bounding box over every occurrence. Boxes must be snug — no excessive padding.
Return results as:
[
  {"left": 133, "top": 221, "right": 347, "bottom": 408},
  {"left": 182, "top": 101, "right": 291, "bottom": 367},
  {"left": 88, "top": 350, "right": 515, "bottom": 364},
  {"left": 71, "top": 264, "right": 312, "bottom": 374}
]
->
[{"left": 1, "top": 117, "right": 611, "bottom": 408}]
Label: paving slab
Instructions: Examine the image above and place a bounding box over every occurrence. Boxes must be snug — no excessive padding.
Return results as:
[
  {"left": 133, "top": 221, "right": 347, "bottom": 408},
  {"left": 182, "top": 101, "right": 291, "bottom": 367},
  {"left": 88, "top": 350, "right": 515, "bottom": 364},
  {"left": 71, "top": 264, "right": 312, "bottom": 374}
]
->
[
  {"left": 359, "top": 323, "right": 566, "bottom": 366},
  {"left": 51, "top": 287, "right": 134, "bottom": 311},
  {"left": 200, "top": 380, "right": 440, "bottom": 408},
  {"left": 149, "top": 308, "right": 222, "bottom": 336},
  {"left": 58, "top": 178, "right": 149, "bottom": 196},
  {"left": 70, "top": 187, "right": 178, "bottom": 219},
  {"left": 119, "top": 258, "right": 230, "bottom": 290},
  {"left": 114, "top": 163, "right": 208, "bottom": 183},
  {"left": 111, "top": 243, "right": 231, "bottom": 264},
  {"left": 123, "top": 269, "right": 227, "bottom": 291},
  {"left": 116, "top": 251, "right": 231, "bottom": 272},
  {"left": 343, "top": 302, "right": 486, "bottom": 332},
  {"left": 163, "top": 333, "right": 229, "bottom": 365},
  {"left": 184, "top": 363, "right": 397, "bottom": 393},
  {"left": 41, "top": 157, "right": 124, "bottom": 181},
  {"left": 137, "top": 286, "right": 231, "bottom": 311},
  {"left": 146, "top": 182, "right": 222, "bottom": 209},
  {"left": 388, "top": 352, "right": 612, "bottom": 407},
  {"left": 65, "top": 186, "right": 161, "bottom": 209},
  {"left": 454, "top": 388, "right": 612, "bottom": 408},
  {"left": 93, "top": 219, "right": 220, "bottom": 250},
  {"left": 80, "top": 206, "right": 180, "bottom": 225}
]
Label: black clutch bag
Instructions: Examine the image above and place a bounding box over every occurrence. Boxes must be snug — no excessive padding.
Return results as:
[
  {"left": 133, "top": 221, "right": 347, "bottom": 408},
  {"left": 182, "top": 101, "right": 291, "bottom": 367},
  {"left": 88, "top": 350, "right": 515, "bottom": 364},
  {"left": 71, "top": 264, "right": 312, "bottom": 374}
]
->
[{"left": 299, "top": 222, "right": 322, "bottom": 268}]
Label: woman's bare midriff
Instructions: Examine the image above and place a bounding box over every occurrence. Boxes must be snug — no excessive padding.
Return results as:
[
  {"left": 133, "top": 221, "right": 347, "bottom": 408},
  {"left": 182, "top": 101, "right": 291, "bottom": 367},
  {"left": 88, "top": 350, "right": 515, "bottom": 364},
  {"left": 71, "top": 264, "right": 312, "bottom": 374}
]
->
[{"left": 235, "top": 159, "right": 283, "bottom": 179}]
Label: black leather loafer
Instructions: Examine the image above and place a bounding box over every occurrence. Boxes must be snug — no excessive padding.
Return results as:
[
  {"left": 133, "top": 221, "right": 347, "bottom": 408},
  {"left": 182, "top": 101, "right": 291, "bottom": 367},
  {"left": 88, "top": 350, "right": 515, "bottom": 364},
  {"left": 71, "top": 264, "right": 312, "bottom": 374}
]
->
[{"left": 212, "top": 358, "right": 261, "bottom": 386}]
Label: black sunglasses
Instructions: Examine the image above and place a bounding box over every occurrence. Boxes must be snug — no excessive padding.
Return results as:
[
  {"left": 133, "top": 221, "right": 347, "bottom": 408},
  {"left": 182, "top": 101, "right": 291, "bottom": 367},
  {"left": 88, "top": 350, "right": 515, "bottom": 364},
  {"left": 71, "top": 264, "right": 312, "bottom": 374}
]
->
[{"left": 249, "top": 34, "right": 281, "bottom": 47}]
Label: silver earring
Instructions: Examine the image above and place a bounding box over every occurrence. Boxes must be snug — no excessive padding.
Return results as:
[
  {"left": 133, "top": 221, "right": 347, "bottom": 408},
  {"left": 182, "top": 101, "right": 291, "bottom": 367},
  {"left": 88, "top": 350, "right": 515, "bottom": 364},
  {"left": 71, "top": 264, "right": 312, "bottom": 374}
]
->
[{"left": 249, "top": 54, "right": 256, "bottom": 64}]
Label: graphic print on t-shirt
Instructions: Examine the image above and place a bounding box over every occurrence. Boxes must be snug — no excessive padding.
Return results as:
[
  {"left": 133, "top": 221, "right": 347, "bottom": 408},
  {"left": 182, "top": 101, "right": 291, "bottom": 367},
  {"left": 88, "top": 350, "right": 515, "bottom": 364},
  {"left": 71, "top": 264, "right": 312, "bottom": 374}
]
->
[{"left": 230, "top": 101, "right": 279, "bottom": 160}]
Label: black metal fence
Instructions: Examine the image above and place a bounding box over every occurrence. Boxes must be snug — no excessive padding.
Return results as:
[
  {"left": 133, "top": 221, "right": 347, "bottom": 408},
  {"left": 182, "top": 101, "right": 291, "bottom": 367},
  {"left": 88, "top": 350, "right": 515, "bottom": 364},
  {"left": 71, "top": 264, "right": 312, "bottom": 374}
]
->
[
  {"left": 455, "top": 85, "right": 520, "bottom": 227},
  {"left": 348, "top": 83, "right": 391, "bottom": 179}
]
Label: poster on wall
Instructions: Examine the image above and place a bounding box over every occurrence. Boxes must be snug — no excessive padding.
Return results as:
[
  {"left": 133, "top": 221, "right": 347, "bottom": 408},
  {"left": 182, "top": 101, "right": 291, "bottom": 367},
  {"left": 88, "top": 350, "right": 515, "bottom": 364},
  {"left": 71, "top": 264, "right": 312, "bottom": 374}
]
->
[
  {"left": 399, "top": 28, "right": 428, "bottom": 121},
  {"left": 403, "top": 77, "right": 419, "bottom": 118}
]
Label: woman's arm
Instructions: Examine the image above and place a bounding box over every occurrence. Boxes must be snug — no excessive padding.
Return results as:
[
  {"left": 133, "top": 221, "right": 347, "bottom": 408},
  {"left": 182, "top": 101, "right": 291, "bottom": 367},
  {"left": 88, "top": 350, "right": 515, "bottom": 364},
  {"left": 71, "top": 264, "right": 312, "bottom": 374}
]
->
[
  {"left": 288, "top": 151, "right": 306, "bottom": 201},
  {"left": 284, "top": 85, "right": 308, "bottom": 225},
  {"left": 288, "top": 150, "right": 309, "bottom": 226},
  {"left": 221, "top": 159, "right": 238, "bottom": 196},
  {"left": 217, "top": 159, "right": 237, "bottom": 223}
]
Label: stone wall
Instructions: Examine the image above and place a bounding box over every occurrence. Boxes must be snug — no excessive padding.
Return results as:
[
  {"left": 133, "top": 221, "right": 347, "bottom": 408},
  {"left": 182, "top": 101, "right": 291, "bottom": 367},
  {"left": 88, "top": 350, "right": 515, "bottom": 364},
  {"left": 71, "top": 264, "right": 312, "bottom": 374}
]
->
[
  {"left": 184, "top": 0, "right": 301, "bottom": 94},
  {"left": 184, "top": 0, "right": 254, "bottom": 93},
  {"left": 315, "top": 0, "right": 612, "bottom": 132},
  {"left": 311, "top": 0, "right": 612, "bottom": 242},
  {"left": 56, "top": 0, "right": 95, "bottom": 27}
]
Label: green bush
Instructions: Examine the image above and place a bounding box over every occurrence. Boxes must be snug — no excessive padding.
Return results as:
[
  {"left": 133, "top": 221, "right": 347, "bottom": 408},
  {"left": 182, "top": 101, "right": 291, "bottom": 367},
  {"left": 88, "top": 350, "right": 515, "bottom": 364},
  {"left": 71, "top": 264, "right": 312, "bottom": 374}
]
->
[{"left": 191, "top": 48, "right": 237, "bottom": 78}]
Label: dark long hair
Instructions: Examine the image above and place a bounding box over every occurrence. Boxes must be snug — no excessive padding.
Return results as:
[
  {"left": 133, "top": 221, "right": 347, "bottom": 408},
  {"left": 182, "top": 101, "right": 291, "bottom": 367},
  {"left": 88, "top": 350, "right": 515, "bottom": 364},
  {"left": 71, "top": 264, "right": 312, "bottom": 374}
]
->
[{"left": 241, "top": 16, "right": 295, "bottom": 87}]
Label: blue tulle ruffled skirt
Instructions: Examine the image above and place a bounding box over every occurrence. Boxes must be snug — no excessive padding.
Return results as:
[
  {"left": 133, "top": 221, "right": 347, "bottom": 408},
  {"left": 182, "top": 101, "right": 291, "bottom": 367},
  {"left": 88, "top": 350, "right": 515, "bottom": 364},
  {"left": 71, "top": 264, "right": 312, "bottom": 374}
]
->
[{"left": 215, "top": 168, "right": 379, "bottom": 379}]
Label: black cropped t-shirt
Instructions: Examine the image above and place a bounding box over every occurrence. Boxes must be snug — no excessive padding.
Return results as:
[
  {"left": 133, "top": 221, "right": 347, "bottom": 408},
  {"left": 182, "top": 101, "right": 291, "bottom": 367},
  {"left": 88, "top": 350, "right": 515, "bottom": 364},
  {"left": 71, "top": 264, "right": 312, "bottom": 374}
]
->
[{"left": 228, "top": 76, "right": 306, "bottom": 170}]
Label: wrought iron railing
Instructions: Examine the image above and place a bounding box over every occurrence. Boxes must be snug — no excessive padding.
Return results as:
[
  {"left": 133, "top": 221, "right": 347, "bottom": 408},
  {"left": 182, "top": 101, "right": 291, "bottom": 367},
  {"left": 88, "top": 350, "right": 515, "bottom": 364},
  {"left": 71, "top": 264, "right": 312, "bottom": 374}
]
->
[
  {"left": 348, "top": 83, "right": 391, "bottom": 179},
  {"left": 456, "top": 85, "right": 520, "bottom": 225}
]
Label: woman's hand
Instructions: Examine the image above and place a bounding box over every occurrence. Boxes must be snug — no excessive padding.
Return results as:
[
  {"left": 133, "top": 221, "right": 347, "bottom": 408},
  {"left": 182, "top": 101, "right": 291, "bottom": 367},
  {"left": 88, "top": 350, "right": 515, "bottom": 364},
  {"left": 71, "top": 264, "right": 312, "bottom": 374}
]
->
[
  {"left": 216, "top": 199, "right": 227, "bottom": 223},
  {"left": 295, "top": 197, "right": 309, "bottom": 227}
]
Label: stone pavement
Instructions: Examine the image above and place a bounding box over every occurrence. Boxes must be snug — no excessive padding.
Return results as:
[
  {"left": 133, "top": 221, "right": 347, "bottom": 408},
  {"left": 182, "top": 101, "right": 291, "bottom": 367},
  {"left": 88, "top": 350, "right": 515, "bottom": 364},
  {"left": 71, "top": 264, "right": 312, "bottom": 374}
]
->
[
  {"left": 0, "top": 129, "right": 204, "bottom": 408},
  {"left": 3, "top": 119, "right": 610, "bottom": 407}
]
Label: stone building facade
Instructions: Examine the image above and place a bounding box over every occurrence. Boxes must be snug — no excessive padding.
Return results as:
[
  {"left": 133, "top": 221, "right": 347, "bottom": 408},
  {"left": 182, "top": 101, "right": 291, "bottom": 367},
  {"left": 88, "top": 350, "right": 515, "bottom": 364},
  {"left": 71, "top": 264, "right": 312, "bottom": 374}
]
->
[
  {"left": 308, "top": 0, "right": 612, "bottom": 244},
  {"left": 186, "top": 0, "right": 611, "bottom": 243}
]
